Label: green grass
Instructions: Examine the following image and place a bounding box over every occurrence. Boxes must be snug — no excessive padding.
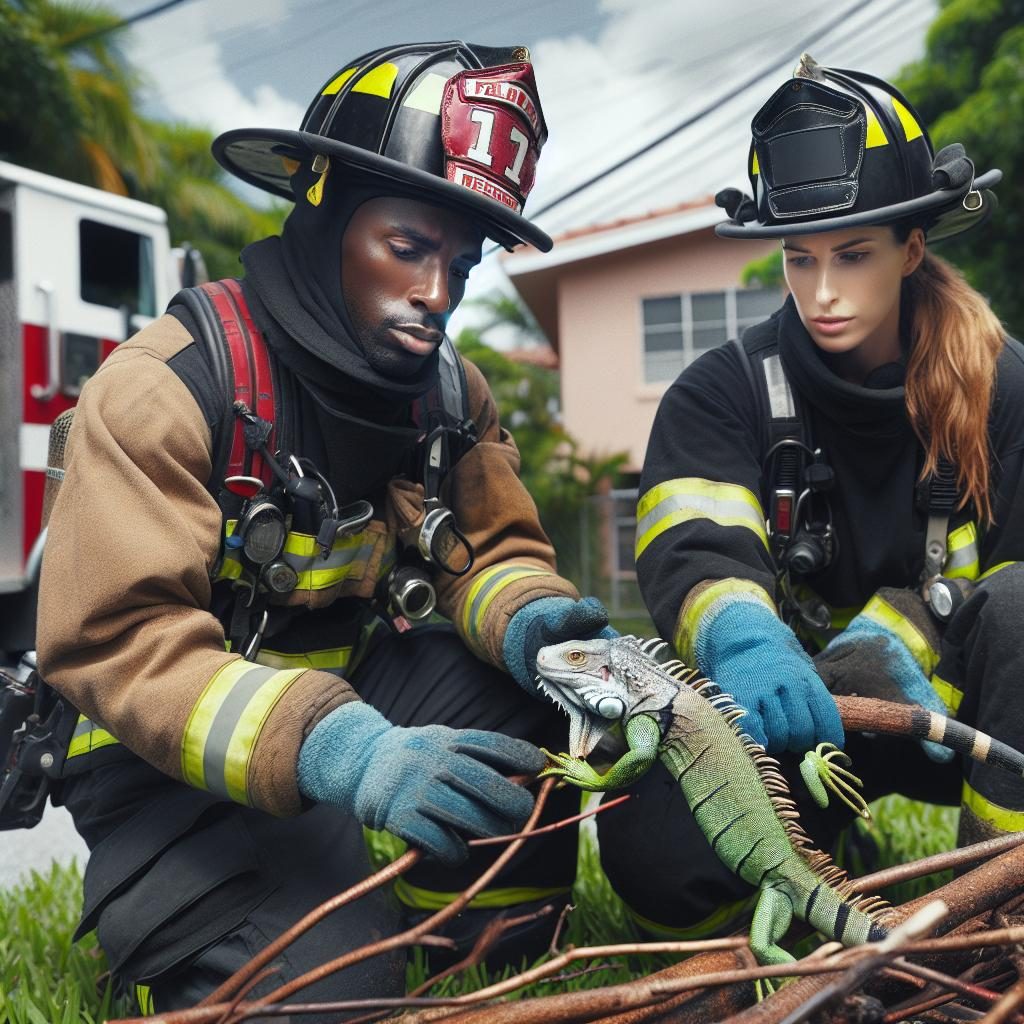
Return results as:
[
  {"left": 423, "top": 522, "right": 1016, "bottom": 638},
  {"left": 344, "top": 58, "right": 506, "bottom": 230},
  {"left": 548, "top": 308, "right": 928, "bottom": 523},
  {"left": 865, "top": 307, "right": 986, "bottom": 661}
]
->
[
  {"left": 0, "top": 796, "right": 959, "bottom": 1021},
  {"left": 0, "top": 860, "right": 129, "bottom": 1024}
]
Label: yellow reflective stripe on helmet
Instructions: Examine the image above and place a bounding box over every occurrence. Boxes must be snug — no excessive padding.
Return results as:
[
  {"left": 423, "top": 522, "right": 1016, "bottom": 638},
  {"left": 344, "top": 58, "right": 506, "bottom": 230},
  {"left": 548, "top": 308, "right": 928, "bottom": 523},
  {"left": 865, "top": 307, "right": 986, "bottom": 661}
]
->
[
  {"left": 626, "top": 894, "right": 754, "bottom": 940},
  {"left": 864, "top": 105, "right": 887, "bottom": 149},
  {"left": 946, "top": 522, "right": 980, "bottom": 581},
  {"left": 67, "top": 715, "right": 121, "bottom": 759},
  {"left": 675, "top": 578, "right": 775, "bottom": 665},
  {"left": 182, "top": 660, "right": 306, "bottom": 805},
  {"left": 930, "top": 673, "right": 963, "bottom": 715},
  {"left": 962, "top": 780, "right": 1024, "bottom": 832},
  {"left": 393, "top": 877, "right": 571, "bottom": 911},
  {"left": 635, "top": 478, "right": 767, "bottom": 561},
  {"left": 352, "top": 62, "right": 399, "bottom": 98},
  {"left": 256, "top": 646, "right": 353, "bottom": 671},
  {"left": 461, "top": 564, "right": 553, "bottom": 638},
  {"left": 892, "top": 97, "right": 923, "bottom": 142},
  {"left": 860, "top": 594, "right": 939, "bottom": 677},
  {"left": 322, "top": 66, "right": 358, "bottom": 95},
  {"left": 980, "top": 560, "right": 1017, "bottom": 581}
]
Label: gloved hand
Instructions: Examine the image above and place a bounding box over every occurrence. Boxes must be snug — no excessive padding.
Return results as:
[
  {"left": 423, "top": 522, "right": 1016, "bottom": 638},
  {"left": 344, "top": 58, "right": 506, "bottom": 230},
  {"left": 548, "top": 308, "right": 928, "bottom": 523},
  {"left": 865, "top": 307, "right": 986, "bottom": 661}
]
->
[
  {"left": 503, "top": 596, "right": 618, "bottom": 693},
  {"left": 297, "top": 701, "right": 544, "bottom": 866},
  {"left": 814, "top": 587, "right": 951, "bottom": 763},
  {"left": 695, "top": 596, "right": 844, "bottom": 754}
]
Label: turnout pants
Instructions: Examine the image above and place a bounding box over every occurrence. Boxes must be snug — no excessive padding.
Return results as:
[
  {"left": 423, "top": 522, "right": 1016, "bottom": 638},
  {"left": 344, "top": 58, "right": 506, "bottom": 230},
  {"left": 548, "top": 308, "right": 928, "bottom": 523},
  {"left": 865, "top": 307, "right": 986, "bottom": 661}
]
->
[
  {"left": 58, "top": 625, "right": 578, "bottom": 1018},
  {"left": 598, "top": 566, "right": 1024, "bottom": 936}
]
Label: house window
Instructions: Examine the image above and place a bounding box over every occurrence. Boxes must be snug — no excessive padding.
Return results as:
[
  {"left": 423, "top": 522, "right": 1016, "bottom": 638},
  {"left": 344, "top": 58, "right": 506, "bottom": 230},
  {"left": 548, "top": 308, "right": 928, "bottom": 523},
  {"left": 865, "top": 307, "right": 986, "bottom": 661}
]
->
[{"left": 642, "top": 287, "right": 782, "bottom": 383}]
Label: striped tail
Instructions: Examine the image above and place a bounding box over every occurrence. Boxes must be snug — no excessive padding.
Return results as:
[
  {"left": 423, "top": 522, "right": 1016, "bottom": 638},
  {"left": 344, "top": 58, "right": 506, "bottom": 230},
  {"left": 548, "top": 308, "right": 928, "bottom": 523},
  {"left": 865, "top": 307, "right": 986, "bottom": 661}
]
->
[
  {"left": 835, "top": 696, "right": 1024, "bottom": 776},
  {"left": 795, "top": 863, "right": 889, "bottom": 948}
]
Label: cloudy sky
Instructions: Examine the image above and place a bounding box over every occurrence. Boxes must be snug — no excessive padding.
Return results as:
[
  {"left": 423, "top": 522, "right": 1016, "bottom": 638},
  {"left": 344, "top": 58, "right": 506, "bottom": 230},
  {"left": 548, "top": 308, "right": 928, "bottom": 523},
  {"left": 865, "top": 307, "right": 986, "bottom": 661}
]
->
[{"left": 109, "top": 0, "right": 939, "bottom": 334}]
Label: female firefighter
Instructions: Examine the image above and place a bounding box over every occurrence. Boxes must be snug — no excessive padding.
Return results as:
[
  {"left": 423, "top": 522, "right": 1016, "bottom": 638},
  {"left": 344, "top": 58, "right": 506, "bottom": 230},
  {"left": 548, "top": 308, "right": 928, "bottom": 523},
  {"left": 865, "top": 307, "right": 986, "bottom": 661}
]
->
[{"left": 603, "top": 55, "right": 1024, "bottom": 938}]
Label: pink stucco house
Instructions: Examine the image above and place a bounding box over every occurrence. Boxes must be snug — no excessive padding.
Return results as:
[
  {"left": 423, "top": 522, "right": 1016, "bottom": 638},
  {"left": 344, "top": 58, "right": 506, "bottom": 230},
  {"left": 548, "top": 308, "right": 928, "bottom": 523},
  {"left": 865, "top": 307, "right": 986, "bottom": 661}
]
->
[{"left": 504, "top": 198, "right": 783, "bottom": 477}]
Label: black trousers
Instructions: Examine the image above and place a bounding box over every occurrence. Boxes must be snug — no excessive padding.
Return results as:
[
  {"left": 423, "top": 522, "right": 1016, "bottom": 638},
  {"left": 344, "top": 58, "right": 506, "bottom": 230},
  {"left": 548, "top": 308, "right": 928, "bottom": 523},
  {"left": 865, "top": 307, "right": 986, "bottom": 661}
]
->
[
  {"left": 60, "top": 625, "right": 578, "bottom": 1018},
  {"left": 597, "top": 567, "right": 1024, "bottom": 933}
]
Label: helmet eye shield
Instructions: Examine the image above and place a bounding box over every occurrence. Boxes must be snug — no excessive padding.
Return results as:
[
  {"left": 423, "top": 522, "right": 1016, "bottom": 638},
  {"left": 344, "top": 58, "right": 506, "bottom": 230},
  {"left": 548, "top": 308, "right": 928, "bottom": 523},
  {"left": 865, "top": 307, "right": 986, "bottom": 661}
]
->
[{"left": 753, "top": 82, "right": 865, "bottom": 220}]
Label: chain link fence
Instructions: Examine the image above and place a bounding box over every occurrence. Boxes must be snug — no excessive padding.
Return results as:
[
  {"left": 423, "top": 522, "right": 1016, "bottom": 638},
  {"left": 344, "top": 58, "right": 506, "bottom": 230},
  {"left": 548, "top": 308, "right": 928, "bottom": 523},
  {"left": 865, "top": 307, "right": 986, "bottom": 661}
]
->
[{"left": 543, "top": 487, "right": 656, "bottom": 634}]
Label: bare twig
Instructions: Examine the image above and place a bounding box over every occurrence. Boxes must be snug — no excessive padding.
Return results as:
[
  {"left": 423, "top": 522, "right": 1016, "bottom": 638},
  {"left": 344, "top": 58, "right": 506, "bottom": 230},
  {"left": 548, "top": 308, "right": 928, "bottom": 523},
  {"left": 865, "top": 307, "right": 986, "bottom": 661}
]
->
[
  {"left": 982, "top": 976, "right": 1024, "bottom": 1024},
  {"left": 468, "top": 793, "right": 630, "bottom": 846},
  {"left": 198, "top": 848, "right": 422, "bottom": 1009},
  {"left": 889, "top": 958, "right": 1003, "bottom": 1004},
  {"left": 549, "top": 903, "right": 575, "bottom": 955},
  {"left": 855, "top": 832, "right": 1024, "bottom": 895}
]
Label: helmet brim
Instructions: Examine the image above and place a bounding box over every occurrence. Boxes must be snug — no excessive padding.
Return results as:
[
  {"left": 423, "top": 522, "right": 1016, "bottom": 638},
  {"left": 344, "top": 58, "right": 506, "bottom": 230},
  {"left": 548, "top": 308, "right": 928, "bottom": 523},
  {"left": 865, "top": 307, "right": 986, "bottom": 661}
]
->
[
  {"left": 213, "top": 127, "right": 553, "bottom": 253},
  {"left": 715, "top": 168, "right": 1002, "bottom": 241}
]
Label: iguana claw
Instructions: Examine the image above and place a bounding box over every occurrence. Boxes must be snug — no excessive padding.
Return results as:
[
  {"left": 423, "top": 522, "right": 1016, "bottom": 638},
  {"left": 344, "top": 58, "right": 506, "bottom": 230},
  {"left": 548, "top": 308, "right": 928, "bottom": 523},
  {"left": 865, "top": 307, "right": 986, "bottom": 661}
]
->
[
  {"left": 800, "top": 743, "right": 871, "bottom": 820},
  {"left": 539, "top": 749, "right": 612, "bottom": 792}
]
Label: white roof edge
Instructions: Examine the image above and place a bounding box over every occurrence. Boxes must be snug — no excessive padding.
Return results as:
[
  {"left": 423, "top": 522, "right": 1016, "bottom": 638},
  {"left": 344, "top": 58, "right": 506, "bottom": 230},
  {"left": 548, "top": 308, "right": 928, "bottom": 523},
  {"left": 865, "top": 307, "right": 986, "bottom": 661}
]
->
[
  {"left": 505, "top": 203, "right": 723, "bottom": 276},
  {"left": 0, "top": 160, "right": 168, "bottom": 225}
]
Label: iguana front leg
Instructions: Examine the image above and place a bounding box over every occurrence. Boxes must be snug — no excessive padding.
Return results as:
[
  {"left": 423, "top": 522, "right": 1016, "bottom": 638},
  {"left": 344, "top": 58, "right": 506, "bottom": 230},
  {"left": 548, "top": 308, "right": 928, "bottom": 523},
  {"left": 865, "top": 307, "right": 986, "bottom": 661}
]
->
[{"left": 540, "top": 714, "right": 662, "bottom": 792}]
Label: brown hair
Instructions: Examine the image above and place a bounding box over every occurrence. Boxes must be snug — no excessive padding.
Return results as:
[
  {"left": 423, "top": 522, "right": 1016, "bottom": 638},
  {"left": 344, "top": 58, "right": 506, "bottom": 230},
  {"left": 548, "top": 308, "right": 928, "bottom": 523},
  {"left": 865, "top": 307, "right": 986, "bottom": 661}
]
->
[{"left": 899, "top": 236, "right": 1005, "bottom": 523}]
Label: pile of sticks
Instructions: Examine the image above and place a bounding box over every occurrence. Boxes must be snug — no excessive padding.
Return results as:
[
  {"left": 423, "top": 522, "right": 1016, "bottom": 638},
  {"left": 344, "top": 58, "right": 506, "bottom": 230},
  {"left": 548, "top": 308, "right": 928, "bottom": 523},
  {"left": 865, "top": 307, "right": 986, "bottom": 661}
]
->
[{"left": 112, "top": 779, "right": 1024, "bottom": 1024}]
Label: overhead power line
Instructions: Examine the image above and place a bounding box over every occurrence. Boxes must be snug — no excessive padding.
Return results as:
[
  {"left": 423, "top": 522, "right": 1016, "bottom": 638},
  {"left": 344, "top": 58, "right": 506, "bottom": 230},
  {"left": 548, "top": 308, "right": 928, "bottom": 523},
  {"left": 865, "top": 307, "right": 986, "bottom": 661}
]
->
[
  {"left": 529, "top": 0, "right": 901, "bottom": 223},
  {"left": 72, "top": 0, "right": 200, "bottom": 45}
]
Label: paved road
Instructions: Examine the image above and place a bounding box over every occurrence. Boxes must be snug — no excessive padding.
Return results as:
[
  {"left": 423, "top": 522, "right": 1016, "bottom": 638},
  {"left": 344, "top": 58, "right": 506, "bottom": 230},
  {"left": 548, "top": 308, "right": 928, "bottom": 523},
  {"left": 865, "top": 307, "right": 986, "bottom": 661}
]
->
[{"left": 0, "top": 804, "right": 88, "bottom": 889}]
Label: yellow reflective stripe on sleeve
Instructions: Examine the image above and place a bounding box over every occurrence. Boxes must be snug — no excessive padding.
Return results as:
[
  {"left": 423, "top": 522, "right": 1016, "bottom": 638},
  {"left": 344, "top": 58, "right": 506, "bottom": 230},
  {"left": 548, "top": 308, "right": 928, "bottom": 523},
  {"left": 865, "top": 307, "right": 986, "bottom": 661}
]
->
[
  {"left": 930, "top": 673, "right": 963, "bottom": 715},
  {"left": 675, "top": 578, "right": 775, "bottom": 664},
  {"left": 962, "top": 780, "right": 1024, "bottom": 833},
  {"left": 860, "top": 594, "right": 939, "bottom": 677},
  {"left": 66, "top": 715, "right": 121, "bottom": 759},
  {"left": 461, "top": 564, "right": 553, "bottom": 638},
  {"left": 635, "top": 478, "right": 768, "bottom": 561},
  {"left": 946, "top": 522, "right": 980, "bottom": 581},
  {"left": 393, "top": 877, "right": 571, "bottom": 911},
  {"left": 255, "top": 646, "right": 354, "bottom": 671},
  {"left": 980, "top": 561, "right": 1017, "bottom": 581},
  {"left": 626, "top": 894, "right": 754, "bottom": 940},
  {"left": 182, "top": 660, "right": 307, "bottom": 805},
  {"left": 864, "top": 105, "right": 887, "bottom": 148},
  {"left": 322, "top": 66, "right": 358, "bottom": 95},
  {"left": 892, "top": 97, "right": 923, "bottom": 142}
]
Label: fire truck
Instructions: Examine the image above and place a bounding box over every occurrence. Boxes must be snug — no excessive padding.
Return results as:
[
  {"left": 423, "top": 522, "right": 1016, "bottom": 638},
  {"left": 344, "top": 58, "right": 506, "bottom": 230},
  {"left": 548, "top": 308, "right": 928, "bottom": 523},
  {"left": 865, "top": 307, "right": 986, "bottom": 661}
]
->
[
  {"left": 0, "top": 160, "right": 205, "bottom": 656},
  {"left": 0, "top": 162, "right": 205, "bottom": 826}
]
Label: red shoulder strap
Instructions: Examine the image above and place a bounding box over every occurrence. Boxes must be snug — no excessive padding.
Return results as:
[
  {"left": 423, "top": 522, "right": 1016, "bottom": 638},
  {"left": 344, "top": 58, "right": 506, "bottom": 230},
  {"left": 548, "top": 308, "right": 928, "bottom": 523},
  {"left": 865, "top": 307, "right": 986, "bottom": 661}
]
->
[{"left": 198, "top": 280, "right": 276, "bottom": 484}]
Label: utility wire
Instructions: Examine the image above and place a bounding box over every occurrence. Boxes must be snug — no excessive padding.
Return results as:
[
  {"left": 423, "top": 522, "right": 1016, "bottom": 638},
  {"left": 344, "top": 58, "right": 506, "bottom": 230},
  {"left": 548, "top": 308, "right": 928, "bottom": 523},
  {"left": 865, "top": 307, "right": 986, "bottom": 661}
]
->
[
  {"left": 72, "top": 0, "right": 201, "bottom": 45},
  {"left": 528, "top": 0, "right": 897, "bottom": 222}
]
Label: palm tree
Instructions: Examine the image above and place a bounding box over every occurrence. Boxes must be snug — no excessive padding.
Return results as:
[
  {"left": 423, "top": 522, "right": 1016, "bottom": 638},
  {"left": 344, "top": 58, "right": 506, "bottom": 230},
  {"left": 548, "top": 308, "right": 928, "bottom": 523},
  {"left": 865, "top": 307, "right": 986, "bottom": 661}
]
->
[{"left": 1, "top": 0, "right": 156, "bottom": 194}]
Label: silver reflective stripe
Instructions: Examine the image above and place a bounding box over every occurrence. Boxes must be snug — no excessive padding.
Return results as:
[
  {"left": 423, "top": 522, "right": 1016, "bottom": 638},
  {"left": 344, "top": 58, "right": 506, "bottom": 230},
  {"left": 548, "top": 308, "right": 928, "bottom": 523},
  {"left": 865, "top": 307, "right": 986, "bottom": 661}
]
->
[
  {"left": 202, "top": 664, "right": 279, "bottom": 799},
  {"left": 282, "top": 541, "right": 375, "bottom": 575},
  {"left": 762, "top": 355, "right": 795, "bottom": 419},
  {"left": 635, "top": 491, "right": 766, "bottom": 544}
]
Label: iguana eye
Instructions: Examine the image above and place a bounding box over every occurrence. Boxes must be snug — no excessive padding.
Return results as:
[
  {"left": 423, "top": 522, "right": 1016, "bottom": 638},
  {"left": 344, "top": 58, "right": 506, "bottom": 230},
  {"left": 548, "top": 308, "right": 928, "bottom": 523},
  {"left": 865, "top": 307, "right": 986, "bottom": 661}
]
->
[{"left": 565, "top": 650, "right": 586, "bottom": 665}]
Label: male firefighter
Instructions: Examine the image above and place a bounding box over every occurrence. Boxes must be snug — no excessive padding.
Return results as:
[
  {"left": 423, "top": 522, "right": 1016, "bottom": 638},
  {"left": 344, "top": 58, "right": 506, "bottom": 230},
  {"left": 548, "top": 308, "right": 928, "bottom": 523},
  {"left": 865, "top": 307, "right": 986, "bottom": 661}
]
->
[{"left": 36, "top": 42, "right": 611, "bottom": 1013}]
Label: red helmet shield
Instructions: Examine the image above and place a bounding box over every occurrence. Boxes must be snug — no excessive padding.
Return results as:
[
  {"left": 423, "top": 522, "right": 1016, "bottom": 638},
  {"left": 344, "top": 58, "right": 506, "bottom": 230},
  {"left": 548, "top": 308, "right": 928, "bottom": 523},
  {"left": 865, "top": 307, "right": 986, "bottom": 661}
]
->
[{"left": 441, "top": 62, "right": 547, "bottom": 214}]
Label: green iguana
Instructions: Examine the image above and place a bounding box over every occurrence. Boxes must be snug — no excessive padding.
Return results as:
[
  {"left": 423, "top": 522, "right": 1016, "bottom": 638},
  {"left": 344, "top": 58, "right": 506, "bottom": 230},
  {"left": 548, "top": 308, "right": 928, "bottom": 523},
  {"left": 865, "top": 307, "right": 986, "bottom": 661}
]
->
[{"left": 535, "top": 635, "right": 1024, "bottom": 972}]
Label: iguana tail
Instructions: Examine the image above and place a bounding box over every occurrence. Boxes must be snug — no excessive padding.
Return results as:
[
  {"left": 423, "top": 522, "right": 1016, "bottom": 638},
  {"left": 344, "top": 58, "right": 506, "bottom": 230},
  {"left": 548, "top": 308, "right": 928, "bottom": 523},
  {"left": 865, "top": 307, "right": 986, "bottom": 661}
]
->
[
  {"left": 790, "top": 855, "right": 890, "bottom": 948},
  {"left": 836, "top": 696, "right": 1024, "bottom": 774}
]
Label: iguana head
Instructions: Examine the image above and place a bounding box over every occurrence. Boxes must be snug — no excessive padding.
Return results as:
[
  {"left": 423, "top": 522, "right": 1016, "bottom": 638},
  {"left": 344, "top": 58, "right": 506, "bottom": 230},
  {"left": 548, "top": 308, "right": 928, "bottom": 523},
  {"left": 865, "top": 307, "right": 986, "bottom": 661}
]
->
[{"left": 535, "top": 636, "right": 679, "bottom": 757}]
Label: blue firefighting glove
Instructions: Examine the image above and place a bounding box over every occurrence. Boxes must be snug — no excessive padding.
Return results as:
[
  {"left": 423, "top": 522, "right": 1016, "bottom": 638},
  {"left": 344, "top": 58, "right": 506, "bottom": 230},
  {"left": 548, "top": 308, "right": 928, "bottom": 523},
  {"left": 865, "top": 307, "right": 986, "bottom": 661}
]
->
[
  {"left": 503, "top": 596, "right": 619, "bottom": 694},
  {"left": 297, "top": 702, "right": 544, "bottom": 866},
  {"left": 815, "top": 588, "right": 953, "bottom": 763},
  {"left": 695, "top": 596, "right": 844, "bottom": 754}
]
